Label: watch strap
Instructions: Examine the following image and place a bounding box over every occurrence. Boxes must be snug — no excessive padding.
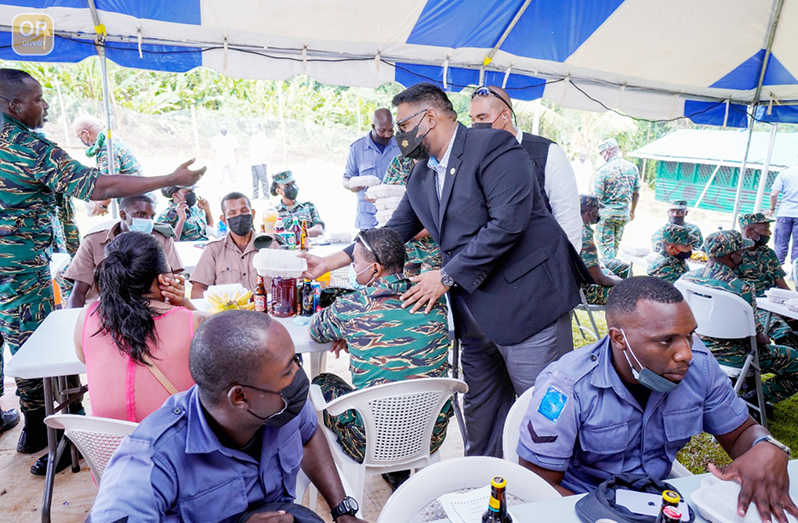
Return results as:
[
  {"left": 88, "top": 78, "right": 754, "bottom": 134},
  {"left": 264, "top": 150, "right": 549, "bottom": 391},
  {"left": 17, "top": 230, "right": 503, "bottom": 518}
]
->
[
  {"left": 330, "top": 496, "right": 358, "bottom": 520},
  {"left": 753, "top": 435, "right": 791, "bottom": 457}
]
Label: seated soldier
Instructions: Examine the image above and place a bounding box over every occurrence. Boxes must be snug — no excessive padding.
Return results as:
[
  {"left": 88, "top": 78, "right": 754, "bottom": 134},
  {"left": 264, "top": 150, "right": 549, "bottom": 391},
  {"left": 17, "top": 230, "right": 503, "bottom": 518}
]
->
[
  {"left": 517, "top": 277, "right": 798, "bottom": 523},
  {"left": 651, "top": 199, "right": 703, "bottom": 254},
  {"left": 190, "top": 191, "right": 274, "bottom": 299},
  {"left": 682, "top": 230, "right": 798, "bottom": 406},
  {"left": 646, "top": 223, "right": 692, "bottom": 284},
  {"left": 736, "top": 213, "right": 798, "bottom": 347},
  {"left": 88, "top": 311, "right": 364, "bottom": 523},
  {"left": 308, "top": 228, "right": 450, "bottom": 491},
  {"left": 156, "top": 185, "right": 214, "bottom": 241},
  {"left": 272, "top": 170, "right": 325, "bottom": 237},
  {"left": 64, "top": 194, "right": 183, "bottom": 308},
  {"left": 579, "top": 195, "right": 629, "bottom": 305}
]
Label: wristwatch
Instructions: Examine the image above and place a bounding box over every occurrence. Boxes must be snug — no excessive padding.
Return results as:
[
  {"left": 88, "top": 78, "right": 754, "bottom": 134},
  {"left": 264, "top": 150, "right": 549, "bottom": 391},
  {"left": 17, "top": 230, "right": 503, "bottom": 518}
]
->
[
  {"left": 330, "top": 496, "right": 359, "bottom": 520},
  {"left": 440, "top": 269, "right": 456, "bottom": 289},
  {"left": 752, "top": 435, "right": 791, "bottom": 458}
]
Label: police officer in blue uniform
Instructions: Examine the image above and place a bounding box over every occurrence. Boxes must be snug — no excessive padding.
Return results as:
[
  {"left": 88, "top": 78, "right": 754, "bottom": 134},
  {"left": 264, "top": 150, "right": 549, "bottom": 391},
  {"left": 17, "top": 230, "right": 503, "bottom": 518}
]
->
[{"left": 516, "top": 277, "right": 797, "bottom": 523}]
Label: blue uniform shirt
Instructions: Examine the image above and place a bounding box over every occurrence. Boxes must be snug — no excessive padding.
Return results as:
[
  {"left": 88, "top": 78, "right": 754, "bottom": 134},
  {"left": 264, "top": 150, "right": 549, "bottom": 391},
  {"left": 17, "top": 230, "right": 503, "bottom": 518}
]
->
[
  {"left": 344, "top": 133, "right": 400, "bottom": 229},
  {"left": 89, "top": 385, "right": 317, "bottom": 523},
  {"left": 517, "top": 336, "right": 748, "bottom": 494}
]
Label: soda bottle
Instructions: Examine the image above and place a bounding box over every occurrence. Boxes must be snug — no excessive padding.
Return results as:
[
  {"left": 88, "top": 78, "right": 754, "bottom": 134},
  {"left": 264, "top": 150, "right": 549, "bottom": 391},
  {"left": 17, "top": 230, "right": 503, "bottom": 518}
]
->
[
  {"left": 482, "top": 477, "right": 512, "bottom": 523},
  {"left": 290, "top": 217, "right": 302, "bottom": 249},
  {"left": 254, "top": 275, "right": 267, "bottom": 313},
  {"left": 300, "top": 220, "right": 309, "bottom": 251}
]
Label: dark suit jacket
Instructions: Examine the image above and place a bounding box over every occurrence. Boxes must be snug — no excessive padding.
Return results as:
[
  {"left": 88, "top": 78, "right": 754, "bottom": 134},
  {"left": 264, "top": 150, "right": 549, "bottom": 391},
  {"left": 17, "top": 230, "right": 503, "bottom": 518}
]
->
[
  {"left": 385, "top": 123, "right": 587, "bottom": 346},
  {"left": 519, "top": 132, "right": 555, "bottom": 211}
]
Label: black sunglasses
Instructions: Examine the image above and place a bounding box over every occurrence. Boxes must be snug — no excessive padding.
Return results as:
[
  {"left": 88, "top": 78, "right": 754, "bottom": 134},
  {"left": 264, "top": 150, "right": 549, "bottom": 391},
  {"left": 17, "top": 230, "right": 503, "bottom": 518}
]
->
[
  {"left": 356, "top": 231, "right": 381, "bottom": 265},
  {"left": 471, "top": 86, "right": 516, "bottom": 124}
]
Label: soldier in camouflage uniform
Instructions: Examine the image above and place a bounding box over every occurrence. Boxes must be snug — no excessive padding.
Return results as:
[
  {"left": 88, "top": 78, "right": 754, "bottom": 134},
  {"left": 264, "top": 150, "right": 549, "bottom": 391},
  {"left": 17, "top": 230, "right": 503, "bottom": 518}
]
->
[
  {"left": 271, "top": 170, "right": 325, "bottom": 237},
  {"left": 736, "top": 213, "right": 798, "bottom": 347},
  {"left": 309, "top": 228, "right": 450, "bottom": 490},
  {"left": 157, "top": 185, "right": 213, "bottom": 241},
  {"left": 647, "top": 224, "right": 692, "bottom": 284},
  {"left": 681, "top": 230, "right": 798, "bottom": 404},
  {"left": 382, "top": 155, "right": 441, "bottom": 277},
  {"left": 579, "top": 195, "right": 629, "bottom": 305},
  {"left": 651, "top": 199, "right": 704, "bottom": 254},
  {"left": 0, "top": 69, "right": 205, "bottom": 456},
  {"left": 593, "top": 138, "right": 640, "bottom": 259}
]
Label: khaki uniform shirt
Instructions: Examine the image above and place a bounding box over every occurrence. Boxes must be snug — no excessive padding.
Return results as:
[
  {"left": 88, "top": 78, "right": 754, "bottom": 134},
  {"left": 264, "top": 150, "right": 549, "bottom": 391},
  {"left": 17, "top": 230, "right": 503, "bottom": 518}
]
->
[
  {"left": 190, "top": 232, "right": 269, "bottom": 290},
  {"left": 64, "top": 221, "right": 184, "bottom": 302}
]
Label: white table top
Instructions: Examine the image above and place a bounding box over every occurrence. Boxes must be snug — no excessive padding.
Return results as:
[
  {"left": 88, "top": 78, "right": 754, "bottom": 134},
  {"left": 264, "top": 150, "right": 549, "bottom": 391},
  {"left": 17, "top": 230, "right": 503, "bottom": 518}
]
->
[
  {"left": 49, "top": 252, "right": 71, "bottom": 280},
  {"left": 174, "top": 240, "right": 207, "bottom": 274},
  {"left": 5, "top": 305, "right": 330, "bottom": 381},
  {"left": 756, "top": 296, "right": 798, "bottom": 322}
]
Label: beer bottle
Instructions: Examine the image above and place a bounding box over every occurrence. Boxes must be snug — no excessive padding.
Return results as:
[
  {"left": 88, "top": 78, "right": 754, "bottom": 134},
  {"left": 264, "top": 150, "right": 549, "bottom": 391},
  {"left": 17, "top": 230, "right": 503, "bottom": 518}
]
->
[
  {"left": 254, "top": 275, "right": 268, "bottom": 313},
  {"left": 300, "top": 220, "right": 309, "bottom": 251},
  {"left": 301, "top": 279, "right": 314, "bottom": 316},
  {"left": 655, "top": 490, "right": 680, "bottom": 523},
  {"left": 482, "top": 477, "right": 512, "bottom": 523},
  {"left": 659, "top": 506, "right": 682, "bottom": 523}
]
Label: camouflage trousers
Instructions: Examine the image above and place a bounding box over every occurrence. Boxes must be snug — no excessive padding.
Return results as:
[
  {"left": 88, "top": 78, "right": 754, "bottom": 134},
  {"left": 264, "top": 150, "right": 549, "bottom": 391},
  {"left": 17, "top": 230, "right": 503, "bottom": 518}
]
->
[
  {"left": 714, "top": 343, "right": 798, "bottom": 404},
  {"left": 582, "top": 259, "right": 631, "bottom": 305},
  {"left": 596, "top": 217, "right": 629, "bottom": 259},
  {"left": 404, "top": 240, "right": 441, "bottom": 279},
  {"left": 756, "top": 309, "right": 798, "bottom": 348},
  {"left": 0, "top": 270, "right": 53, "bottom": 412},
  {"left": 312, "top": 372, "right": 452, "bottom": 464}
]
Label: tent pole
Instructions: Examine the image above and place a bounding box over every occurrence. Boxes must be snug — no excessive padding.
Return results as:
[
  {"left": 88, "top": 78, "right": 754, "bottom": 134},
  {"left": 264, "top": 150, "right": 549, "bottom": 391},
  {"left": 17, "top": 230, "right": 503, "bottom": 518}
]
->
[
  {"left": 730, "top": 0, "right": 785, "bottom": 228},
  {"left": 482, "top": 0, "right": 533, "bottom": 67},
  {"left": 694, "top": 164, "right": 722, "bottom": 210},
  {"left": 754, "top": 123, "right": 778, "bottom": 213}
]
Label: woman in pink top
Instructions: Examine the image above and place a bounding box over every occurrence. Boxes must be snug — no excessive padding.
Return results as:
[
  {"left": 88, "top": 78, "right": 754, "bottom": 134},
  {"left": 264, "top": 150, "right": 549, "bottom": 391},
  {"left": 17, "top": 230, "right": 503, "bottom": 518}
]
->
[{"left": 74, "top": 231, "right": 209, "bottom": 422}]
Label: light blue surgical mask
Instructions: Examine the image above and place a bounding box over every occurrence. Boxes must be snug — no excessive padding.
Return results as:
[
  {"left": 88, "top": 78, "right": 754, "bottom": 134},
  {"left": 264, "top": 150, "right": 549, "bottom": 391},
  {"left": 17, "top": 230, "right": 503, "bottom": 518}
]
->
[
  {"left": 620, "top": 329, "right": 680, "bottom": 394},
  {"left": 348, "top": 263, "right": 376, "bottom": 290},
  {"left": 130, "top": 218, "right": 154, "bottom": 235}
]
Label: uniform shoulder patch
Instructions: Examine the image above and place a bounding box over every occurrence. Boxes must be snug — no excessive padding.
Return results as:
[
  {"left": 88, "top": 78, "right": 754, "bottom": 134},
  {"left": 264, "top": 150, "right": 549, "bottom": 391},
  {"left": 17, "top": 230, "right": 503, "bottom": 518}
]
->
[{"left": 537, "top": 385, "right": 568, "bottom": 424}]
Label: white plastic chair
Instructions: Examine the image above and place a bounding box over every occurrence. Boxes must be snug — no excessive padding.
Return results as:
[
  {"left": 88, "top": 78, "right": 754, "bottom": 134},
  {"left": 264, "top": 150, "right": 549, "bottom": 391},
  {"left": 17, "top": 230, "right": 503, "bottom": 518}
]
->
[
  {"left": 295, "top": 465, "right": 361, "bottom": 517},
  {"left": 309, "top": 377, "right": 468, "bottom": 501},
  {"left": 44, "top": 414, "right": 139, "bottom": 487},
  {"left": 376, "top": 456, "right": 561, "bottom": 523},
  {"left": 502, "top": 386, "right": 535, "bottom": 463},
  {"left": 675, "top": 279, "right": 768, "bottom": 428}
]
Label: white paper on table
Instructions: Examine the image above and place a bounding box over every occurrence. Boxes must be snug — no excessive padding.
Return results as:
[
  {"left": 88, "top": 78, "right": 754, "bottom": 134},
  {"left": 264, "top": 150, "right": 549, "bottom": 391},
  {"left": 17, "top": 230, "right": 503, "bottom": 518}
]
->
[{"left": 438, "top": 485, "right": 491, "bottom": 523}]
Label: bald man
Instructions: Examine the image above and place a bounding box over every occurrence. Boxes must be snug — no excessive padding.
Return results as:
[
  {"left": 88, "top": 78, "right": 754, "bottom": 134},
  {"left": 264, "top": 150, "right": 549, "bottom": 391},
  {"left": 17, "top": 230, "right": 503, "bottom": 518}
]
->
[
  {"left": 469, "top": 86, "right": 582, "bottom": 251},
  {"left": 343, "top": 108, "right": 401, "bottom": 229}
]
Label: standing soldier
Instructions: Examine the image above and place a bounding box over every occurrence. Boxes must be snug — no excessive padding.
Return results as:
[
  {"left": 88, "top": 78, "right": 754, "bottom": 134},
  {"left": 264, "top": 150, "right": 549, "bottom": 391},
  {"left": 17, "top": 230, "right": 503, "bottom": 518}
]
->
[
  {"left": 0, "top": 69, "right": 205, "bottom": 468},
  {"left": 651, "top": 199, "right": 703, "bottom": 254},
  {"left": 593, "top": 138, "right": 640, "bottom": 259},
  {"left": 647, "top": 224, "right": 692, "bottom": 284},
  {"left": 381, "top": 155, "right": 441, "bottom": 277},
  {"left": 578, "top": 195, "right": 629, "bottom": 305},
  {"left": 736, "top": 213, "right": 798, "bottom": 347}
]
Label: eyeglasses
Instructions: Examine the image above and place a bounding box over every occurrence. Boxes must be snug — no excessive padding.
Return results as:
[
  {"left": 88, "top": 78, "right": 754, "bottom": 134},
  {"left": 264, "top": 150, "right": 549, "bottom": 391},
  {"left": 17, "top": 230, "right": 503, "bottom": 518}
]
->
[
  {"left": 237, "top": 354, "right": 303, "bottom": 396},
  {"left": 356, "top": 231, "right": 381, "bottom": 265},
  {"left": 395, "top": 108, "right": 429, "bottom": 134}
]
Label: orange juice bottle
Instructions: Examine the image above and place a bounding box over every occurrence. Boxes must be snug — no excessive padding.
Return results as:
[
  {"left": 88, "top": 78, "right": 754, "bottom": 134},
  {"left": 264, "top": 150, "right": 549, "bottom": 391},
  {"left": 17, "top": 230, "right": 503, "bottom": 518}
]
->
[{"left": 262, "top": 202, "right": 278, "bottom": 234}]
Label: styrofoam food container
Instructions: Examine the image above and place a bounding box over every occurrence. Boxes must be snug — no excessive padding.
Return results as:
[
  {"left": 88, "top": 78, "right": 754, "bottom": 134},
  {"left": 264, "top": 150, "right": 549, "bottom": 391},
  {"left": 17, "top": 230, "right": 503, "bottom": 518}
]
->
[
  {"left": 622, "top": 246, "right": 651, "bottom": 257},
  {"left": 253, "top": 249, "right": 308, "bottom": 278},
  {"left": 766, "top": 288, "right": 798, "bottom": 303},
  {"left": 203, "top": 283, "right": 248, "bottom": 302},
  {"left": 691, "top": 475, "right": 798, "bottom": 523},
  {"left": 366, "top": 185, "right": 406, "bottom": 199},
  {"left": 375, "top": 197, "right": 403, "bottom": 211},
  {"left": 348, "top": 175, "right": 381, "bottom": 188}
]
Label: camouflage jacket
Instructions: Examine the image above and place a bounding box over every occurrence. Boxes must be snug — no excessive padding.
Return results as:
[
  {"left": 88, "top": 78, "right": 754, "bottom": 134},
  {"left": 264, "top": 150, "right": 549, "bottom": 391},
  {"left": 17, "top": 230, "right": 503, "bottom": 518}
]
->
[
  {"left": 646, "top": 253, "right": 688, "bottom": 284},
  {"left": 593, "top": 157, "right": 640, "bottom": 220},
  {"left": 156, "top": 202, "right": 208, "bottom": 241},
  {"left": 651, "top": 222, "right": 704, "bottom": 254},
  {"left": 0, "top": 115, "right": 98, "bottom": 281},
  {"left": 308, "top": 273, "right": 449, "bottom": 390},
  {"left": 276, "top": 200, "right": 324, "bottom": 229},
  {"left": 86, "top": 130, "right": 142, "bottom": 177},
  {"left": 734, "top": 245, "right": 785, "bottom": 297},
  {"left": 579, "top": 223, "right": 600, "bottom": 269}
]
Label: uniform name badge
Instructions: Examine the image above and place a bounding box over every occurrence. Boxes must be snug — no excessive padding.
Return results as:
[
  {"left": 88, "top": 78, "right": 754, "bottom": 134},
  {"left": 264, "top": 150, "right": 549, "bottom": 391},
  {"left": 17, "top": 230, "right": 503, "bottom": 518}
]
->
[{"left": 537, "top": 385, "right": 568, "bottom": 424}]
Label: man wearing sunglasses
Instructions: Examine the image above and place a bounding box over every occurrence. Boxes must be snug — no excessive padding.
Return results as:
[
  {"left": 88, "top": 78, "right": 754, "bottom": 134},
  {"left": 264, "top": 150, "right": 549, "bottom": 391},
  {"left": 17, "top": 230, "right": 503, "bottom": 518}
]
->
[
  {"left": 342, "top": 108, "right": 401, "bottom": 229},
  {"left": 89, "top": 311, "right": 366, "bottom": 523},
  {"left": 302, "top": 82, "right": 589, "bottom": 458},
  {"left": 468, "top": 85, "right": 582, "bottom": 252}
]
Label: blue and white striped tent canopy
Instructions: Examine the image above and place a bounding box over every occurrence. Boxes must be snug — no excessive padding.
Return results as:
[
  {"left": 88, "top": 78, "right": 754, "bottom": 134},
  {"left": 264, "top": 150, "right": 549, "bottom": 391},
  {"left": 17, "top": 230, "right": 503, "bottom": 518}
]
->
[{"left": 1, "top": 0, "right": 797, "bottom": 127}]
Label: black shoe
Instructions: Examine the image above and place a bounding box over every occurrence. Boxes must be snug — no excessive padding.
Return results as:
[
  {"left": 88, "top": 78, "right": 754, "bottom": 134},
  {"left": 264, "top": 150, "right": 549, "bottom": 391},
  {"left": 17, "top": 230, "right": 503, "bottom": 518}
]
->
[
  {"left": 0, "top": 408, "right": 20, "bottom": 435},
  {"left": 381, "top": 470, "right": 411, "bottom": 492},
  {"left": 17, "top": 409, "right": 48, "bottom": 454},
  {"left": 30, "top": 448, "right": 80, "bottom": 476}
]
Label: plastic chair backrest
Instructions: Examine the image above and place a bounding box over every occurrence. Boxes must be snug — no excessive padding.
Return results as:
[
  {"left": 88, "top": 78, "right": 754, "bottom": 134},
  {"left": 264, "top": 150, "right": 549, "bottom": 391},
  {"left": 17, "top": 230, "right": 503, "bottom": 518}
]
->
[
  {"left": 311, "top": 377, "right": 467, "bottom": 467},
  {"left": 45, "top": 414, "right": 138, "bottom": 487},
  {"left": 674, "top": 279, "right": 757, "bottom": 339},
  {"left": 376, "top": 456, "right": 561, "bottom": 523},
  {"left": 502, "top": 386, "right": 535, "bottom": 463}
]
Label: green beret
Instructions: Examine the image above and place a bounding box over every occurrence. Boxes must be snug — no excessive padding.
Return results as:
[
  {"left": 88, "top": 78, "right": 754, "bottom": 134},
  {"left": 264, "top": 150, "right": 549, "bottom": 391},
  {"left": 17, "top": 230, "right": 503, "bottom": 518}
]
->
[
  {"left": 662, "top": 224, "right": 691, "bottom": 246},
  {"left": 272, "top": 170, "right": 295, "bottom": 185},
  {"left": 704, "top": 230, "right": 754, "bottom": 258},
  {"left": 598, "top": 138, "right": 619, "bottom": 153},
  {"left": 738, "top": 212, "right": 774, "bottom": 229},
  {"left": 580, "top": 194, "right": 600, "bottom": 207}
]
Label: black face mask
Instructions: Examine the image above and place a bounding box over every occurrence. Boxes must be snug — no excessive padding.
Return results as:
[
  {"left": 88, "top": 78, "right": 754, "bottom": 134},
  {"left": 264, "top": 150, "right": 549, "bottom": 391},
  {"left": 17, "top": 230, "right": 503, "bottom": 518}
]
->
[
  {"left": 675, "top": 250, "right": 693, "bottom": 260},
  {"left": 227, "top": 213, "right": 253, "bottom": 236},
  {"left": 756, "top": 235, "right": 770, "bottom": 247},
  {"left": 395, "top": 120, "right": 431, "bottom": 160},
  {"left": 283, "top": 183, "right": 299, "bottom": 201},
  {"left": 471, "top": 122, "right": 493, "bottom": 130},
  {"left": 246, "top": 370, "right": 309, "bottom": 428},
  {"left": 184, "top": 192, "right": 197, "bottom": 207}
]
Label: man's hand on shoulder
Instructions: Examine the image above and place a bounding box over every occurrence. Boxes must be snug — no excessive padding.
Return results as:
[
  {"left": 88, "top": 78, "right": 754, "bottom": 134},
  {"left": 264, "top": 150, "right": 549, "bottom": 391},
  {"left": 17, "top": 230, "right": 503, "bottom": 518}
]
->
[
  {"left": 401, "top": 270, "right": 447, "bottom": 314},
  {"left": 709, "top": 440, "right": 797, "bottom": 523}
]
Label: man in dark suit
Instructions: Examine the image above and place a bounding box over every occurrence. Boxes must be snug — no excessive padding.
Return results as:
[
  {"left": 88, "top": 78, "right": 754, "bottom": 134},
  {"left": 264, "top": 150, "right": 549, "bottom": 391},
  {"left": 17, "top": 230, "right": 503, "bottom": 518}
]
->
[{"left": 303, "top": 83, "right": 585, "bottom": 457}]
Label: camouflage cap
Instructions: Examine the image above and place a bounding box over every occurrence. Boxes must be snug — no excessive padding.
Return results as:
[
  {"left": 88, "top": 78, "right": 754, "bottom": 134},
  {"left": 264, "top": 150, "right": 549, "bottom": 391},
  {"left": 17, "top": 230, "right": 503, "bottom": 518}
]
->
[
  {"left": 598, "top": 138, "right": 619, "bottom": 153},
  {"left": 738, "top": 212, "right": 774, "bottom": 229},
  {"left": 662, "top": 224, "right": 691, "bottom": 246},
  {"left": 272, "top": 170, "right": 295, "bottom": 185},
  {"left": 668, "top": 199, "right": 688, "bottom": 210},
  {"left": 580, "top": 194, "right": 600, "bottom": 207},
  {"left": 704, "top": 230, "right": 754, "bottom": 258}
]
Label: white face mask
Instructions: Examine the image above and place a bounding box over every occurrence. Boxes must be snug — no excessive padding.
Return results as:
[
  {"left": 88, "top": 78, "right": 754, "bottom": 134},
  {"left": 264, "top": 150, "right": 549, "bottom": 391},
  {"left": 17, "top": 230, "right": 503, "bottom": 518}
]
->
[
  {"left": 620, "top": 329, "right": 681, "bottom": 394},
  {"left": 349, "top": 263, "right": 377, "bottom": 289}
]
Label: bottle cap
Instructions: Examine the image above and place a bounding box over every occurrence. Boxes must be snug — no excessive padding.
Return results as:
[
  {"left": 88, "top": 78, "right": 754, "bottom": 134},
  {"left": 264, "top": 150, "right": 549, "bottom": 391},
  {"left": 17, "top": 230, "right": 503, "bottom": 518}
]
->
[
  {"left": 662, "top": 490, "right": 680, "bottom": 504},
  {"left": 491, "top": 477, "right": 506, "bottom": 489}
]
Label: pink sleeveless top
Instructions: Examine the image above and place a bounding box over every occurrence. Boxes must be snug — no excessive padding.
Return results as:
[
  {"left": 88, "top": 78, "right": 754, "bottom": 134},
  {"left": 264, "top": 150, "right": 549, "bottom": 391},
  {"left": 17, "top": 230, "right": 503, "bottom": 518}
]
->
[{"left": 82, "top": 302, "right": 196, "bottom": 422}]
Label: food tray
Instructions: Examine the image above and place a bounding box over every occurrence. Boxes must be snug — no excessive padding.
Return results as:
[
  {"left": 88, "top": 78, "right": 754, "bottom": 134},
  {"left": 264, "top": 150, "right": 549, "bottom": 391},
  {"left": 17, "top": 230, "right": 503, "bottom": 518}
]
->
[
  {"left": 348, "top": 175, "right": 381, "bottom": 189},
  {"left": 766, "top": 288, "right": 798, "bottom": 303},
  {"left": 691, "top": 475, "right": 798, "bottom": 523},
  {"left": 253, "top": 249, "right": 308, "bottom": 278},
  {"left": 366, "top": 184, "right": 406, "bottom": 199},
  {"left": 375, "top": 197, "right": 403, "bottom": 211}
]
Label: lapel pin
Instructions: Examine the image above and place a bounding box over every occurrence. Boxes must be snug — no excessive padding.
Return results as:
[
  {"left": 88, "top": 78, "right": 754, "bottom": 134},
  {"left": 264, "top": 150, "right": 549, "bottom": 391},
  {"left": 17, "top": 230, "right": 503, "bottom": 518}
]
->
[{"left": 450, "top": 168, "right": 456, "bottom": 175}]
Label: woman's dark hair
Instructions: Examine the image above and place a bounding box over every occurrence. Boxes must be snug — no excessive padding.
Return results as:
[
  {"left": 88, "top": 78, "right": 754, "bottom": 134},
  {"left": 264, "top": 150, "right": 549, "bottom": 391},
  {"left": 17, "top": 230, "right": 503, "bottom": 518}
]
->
[{"left": 93, "top": 231, "right": 170, "bottom": 364}]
